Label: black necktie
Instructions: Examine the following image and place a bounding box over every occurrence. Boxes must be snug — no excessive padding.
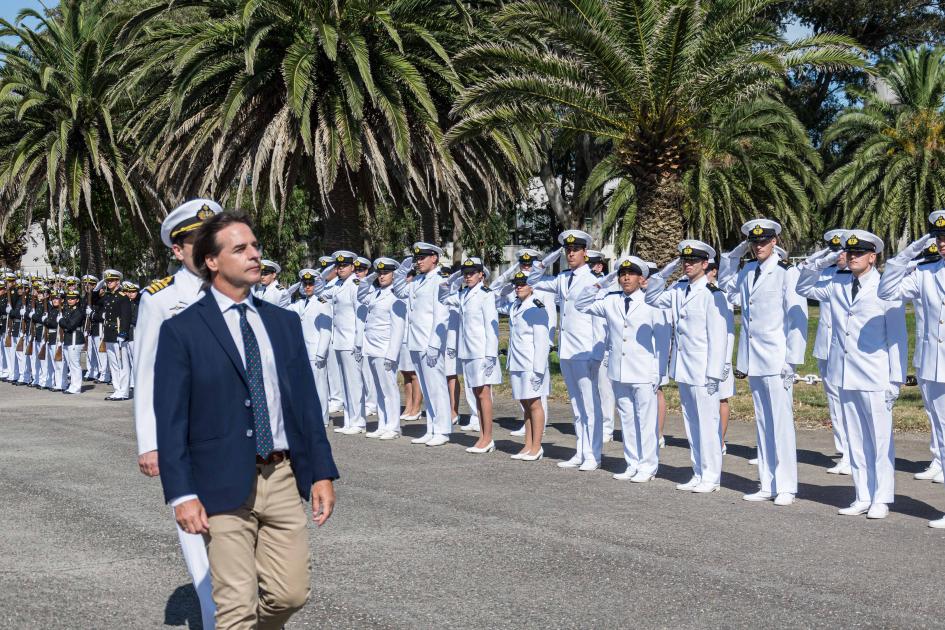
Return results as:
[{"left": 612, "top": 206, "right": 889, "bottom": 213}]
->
[
  {"left": 624, "top": 296, "right": 631, "bottom": 313},
  {"left": 303, "top": 296, "right": 310, "bottom": 307},
  {"left": 753, "top": 264, "right": 762, "bottom": 286},
  {"left": 851, "top": 277, "right": 860, "bottom": 300},
  {"left": 567, "top": 273, "right": 574, "bottom": 290},
  {"left": 685, "top": 285, "right": 690, "bottom": 296}
]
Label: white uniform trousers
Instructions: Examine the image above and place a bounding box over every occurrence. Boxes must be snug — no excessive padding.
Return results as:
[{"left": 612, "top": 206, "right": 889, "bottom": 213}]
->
[
  {"left": 839, "top": 388, "right": 895, "bottom": 505},
  {"left": 613, "top": 381, "right": 659, "bottom": 476},
  {"left": 361, "top": 355, "right": 377, "bottom": 412},
  {"left": 369, "top": 356, "right": 401, "bottom": 434},
  {"left": 84, "top": 337, "right": 100, "bottom": 379},
  {"left": 598, "top": 352, "right": 615, "bottom": 438},
  {"left": 560, "top": 358, "right": 603, "bottom": 464},
  {"left": 678, "top": 383, "right": 722, "bottom": 485},
  {"left": 47, "top": 349, "right": 64, "bottom": 390},
  {"left": 97, "top": 338, "right": 110, "bottom": 382},
  {"left": 818, "top": 359, "right": 848, "bottom": 463},
  {"left": 127, "top": 341, "right": 135, "bottom": 389},
  {"left": 308, "top": 359, "right": 330, "bottom": 427},
  {"left": 173, "top": 510, "right": 216, "bottom": 630},
  {"left": 334, "top": 349, "right": 365, "bottom": 429},
  {"left": 0, "top": 336, "right": 9, "bottom": 378},
  {"left": 32, "top": 348, "right": 46, "bottom": 386},
  {"left": 921, "top": 379, "right": 945, "bottom": 474},
  {"left": 327, "top": 345, "right": 343, "bottom": 407},
  {"left": 105, "top": 342, "right": 130, "bottom": 398},
  {"left": 4, "top": 338, "right": 17, "bottom": 380},
  {"left": 749, "top": 375, "right": 798, "bottom": 495},
  {"left": 410, "top": 350, "right": 451, "bottom": 437},
  {"left": 64, "top": 345, "right": 84, "bottom": 393},
  {"left": 15, "top": 345, "right": 30, "bottom": 383}
]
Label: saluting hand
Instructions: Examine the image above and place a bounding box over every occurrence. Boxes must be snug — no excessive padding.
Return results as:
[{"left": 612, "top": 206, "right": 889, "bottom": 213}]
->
[
  {"left": 311, "top": 479, "right": 336, "bottom": 526},
  {"left": 175, "top": 498, "right": 209, "bottom": 535}
]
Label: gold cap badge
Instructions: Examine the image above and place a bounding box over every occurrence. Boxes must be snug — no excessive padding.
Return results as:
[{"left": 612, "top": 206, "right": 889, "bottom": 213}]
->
[
  {"left": 847, "top": 236, "right": 859, "bottom": 246},
  {"left": 682, "top": 246, "right": 693, "bottom": 255},
  {"left": 936, "top": 216, "right": 945, "bottom": 228},
  {"left": 751, "top": 224, "right": 764, "bottom": 236},
  {"left": 196, "top": 204, "right": 215, "bottom": 221}
]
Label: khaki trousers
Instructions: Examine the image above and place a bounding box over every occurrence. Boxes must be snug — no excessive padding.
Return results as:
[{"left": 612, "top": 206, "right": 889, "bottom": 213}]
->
[{"left": 205, "top": 459, "right": 311, "bottom": 630}]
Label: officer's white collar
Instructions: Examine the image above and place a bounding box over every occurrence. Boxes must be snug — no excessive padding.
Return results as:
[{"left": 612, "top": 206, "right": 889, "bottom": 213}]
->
[
  {"left": 688, "top": 274, "right": 708, "bottom": 289},
  {"left": 176, "top": 265, "right": 203, "bottom": 288},
  {"left": 758, "top": 253, "right": 779, "bottom": 270},
  {"left": 568, "top": 263, "right": 591, "bottom": 276}
]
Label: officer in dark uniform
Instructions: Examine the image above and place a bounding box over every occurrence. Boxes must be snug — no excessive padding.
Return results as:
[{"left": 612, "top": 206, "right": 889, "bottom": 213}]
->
[
  {"left": 0, "top": 277, "right": 8, "bottom": 379},
  {"left": 89, "top": 280, "right": 110, "bottom": 384},
  {"left": 9, "top": 281, "right": 27, "bottom": 384},
  {"left": 29, "top": 285, "right": 48, "bottom": 387},
  {"left": 101, "top": 269, "right": 132, "bottom": 400},
  {"left": 60, "top": 289, "right": 86, "bottom": 394}
]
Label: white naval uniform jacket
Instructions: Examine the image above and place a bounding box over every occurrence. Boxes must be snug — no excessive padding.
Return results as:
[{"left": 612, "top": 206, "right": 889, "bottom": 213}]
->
[
  {"left": 497, "top": 292, "right": 550, "bottom": 374},
  {"left": 575, "top": 287, "right": 659, "bottom": 385},
  {"left": 878, "top": 256, "right": 945, "bottom": 382},
  {"left": 356, "top": 282, "right": 407, "bottom": 362},
  {"left": 133, "top": 267, "right": 205, "bottom": 455},
  {"left": 798, "top": 266, "right": 907, "bottom": 391},
  {"left": 812, "top": 266, "right": 840, "bottom": 361},
  {"left": 645, "top": 274, "right": 729, "bottom": 386},
  {"left": 528, "top": 263, "right": 602, "bottom": 361},
  {"left": 392, "top": 268, "right": 448, "bottom": 354},
  {"left": 318, "top": 275, "right": 360, "bottom": 351},
  {"left": 719, "top": 255, "right": 808, "bottom": 375},
  {"left": 289, "top": 293, "right": 332, "bottom": 362},
  {"left": 493, "top": 266, "right": 558, "bottom": 352},
  {"left": 440, "top": 282, "right": 500, "bottom": 360},
  {"left": 255, "top": 281, "right": 290, "bottom": 308}
]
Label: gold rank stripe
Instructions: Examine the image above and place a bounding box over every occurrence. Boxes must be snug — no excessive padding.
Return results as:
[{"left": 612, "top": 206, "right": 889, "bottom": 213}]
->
[{"left": 144, "top": 275, "right": 174, "bottom": 295}]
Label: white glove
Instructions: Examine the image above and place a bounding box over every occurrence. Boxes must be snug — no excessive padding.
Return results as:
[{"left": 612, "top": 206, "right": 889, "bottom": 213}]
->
[
  {"left": 384, "top": 358, "right": 397, "bottom": 372},
  {"left": 352, "top": 347, "right": 363, "bottom": 363},
  {"left": 781, "top": 364, "right": 796, "bottom": 389},
  {"left": 56, "top": 314, "right": 63, "bottom": 323},
  {"left": 363, "top": 272, "right": 377, "bottom": 285},
  {"left": 706, "top": 378, "right": 720, "bottom": 395},
  {"left": 41, "top": 313, "right": 48, "bottom": 321},
  {"left": 596, "top": 270, "right": 619, "bottom": 288},
  {"left": 726, "top": 240, "right": 750, "bottom": 259},
  {"left": 601, "top": 354, "right": 609, "bottom": 368},
  {"left": 531, "top": 372, "right": 543, "bottom": 391},
  {"left": 774, "top": 245, "right": 788, "bottom": 260},
  {"left": 425, "top": 346, "right": 439, "bottom": 367},
  {"left": 895, "top": 234, "right": 935, "bottom": 262},
  {"left": 484, "top": 356, "right": 497, "bottom": 376},
  {"left": 722, "top": 363, "right": 731, "bottom": 381},
  {"left": 885, "top": 384, "right": 901, "bottom": 411},
  {"left": 807, "top": 249, "right": 841, "bottom": 272},
  {"left": 657, "top": 258, "right": 680, "bottom": 280},
  {"left": 446, "top": 347, "right": 456, "bottom": 359},
  {"left": 4, "top": 305, "right": 10, "bottom": 314},
  {"left": 314, "top": 356, "right": 327, "bottom": 369},
  {"left": 536, "top": 247, "right": 563, "bottom": 270},
  {"left": 85, "top": 306, "right": 92, "bottom": 316},
  {"left": 19, "top": 307, "right": 26, "bottom": 316},
  {"left": 652, "top": 380, "right": 660, "bottom": 394},
  {"left": 318, "top": 265, "right": 335, "bottom": 281},
  {"left": 397, "top": 257, "right": 414, "bottom": 273}
]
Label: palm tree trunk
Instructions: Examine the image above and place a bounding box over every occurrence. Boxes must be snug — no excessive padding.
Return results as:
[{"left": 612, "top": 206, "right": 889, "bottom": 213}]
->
[
  {"left": 322, "top": 176, "right": 363, "bottom": 253},
  {"left": 631, "top": 174, "right": 684, "bottom": 264},
  {"left": 78, "top": 217, "right": 105, "bottom": 275}
]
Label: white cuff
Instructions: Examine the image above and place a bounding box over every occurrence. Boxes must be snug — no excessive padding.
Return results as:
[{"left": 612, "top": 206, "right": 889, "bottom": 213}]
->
[{"left": 170, "top": 494, "right": 198, "bottom": 507}]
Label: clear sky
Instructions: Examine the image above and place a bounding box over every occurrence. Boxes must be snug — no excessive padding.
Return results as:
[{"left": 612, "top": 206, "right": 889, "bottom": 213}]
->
[{"left": 1, "top": 1, "right": 53, "bottom": 45}]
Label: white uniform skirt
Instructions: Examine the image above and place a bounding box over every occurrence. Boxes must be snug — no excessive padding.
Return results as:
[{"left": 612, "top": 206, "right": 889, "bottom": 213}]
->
[
  {"left": 719, "top": 368, "right": 735, "bottom": 400},
  {"left": 510, "top": 370, "right": 550, "bottom": 400},
  {"left": 398, "top": 342, "right": 412, "bottom": 372},
  {"left": 462, "top": 357, "right": 502, "bottom": 388}
]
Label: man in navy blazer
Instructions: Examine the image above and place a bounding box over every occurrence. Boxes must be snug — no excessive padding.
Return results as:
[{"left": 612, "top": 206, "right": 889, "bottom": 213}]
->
[{"left": 155, "top": 212, "right": 338, "bottom": 629}]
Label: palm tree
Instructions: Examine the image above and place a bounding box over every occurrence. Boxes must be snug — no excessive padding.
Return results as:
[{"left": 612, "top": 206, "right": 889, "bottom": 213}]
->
[
  {"left": 824, "top": 46, "right": 945, "bottom": 251},
  {"left": 449, "top": 0, "right": 863, "bottom": 261},
  {"left": 124, "top": 0, "right": 533, "bottom": 252},
  {"left": 0, "top": 0, "right": 151, "bottom": 273}
]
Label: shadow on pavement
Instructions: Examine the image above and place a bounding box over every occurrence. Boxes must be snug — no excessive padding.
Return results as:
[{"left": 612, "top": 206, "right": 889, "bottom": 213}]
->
[{"left": 164, "top": 584, "right": 202, "bottom": 629}]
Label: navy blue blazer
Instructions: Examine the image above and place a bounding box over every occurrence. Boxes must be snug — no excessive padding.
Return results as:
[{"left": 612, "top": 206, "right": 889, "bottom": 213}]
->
[{"left": 155, "top": 291, "right": 339, "bottom": 515}]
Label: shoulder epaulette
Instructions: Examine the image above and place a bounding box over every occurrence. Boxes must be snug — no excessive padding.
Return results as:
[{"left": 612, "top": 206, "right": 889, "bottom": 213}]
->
[
  {"left": 532, "top": 298, "right": 544, "bottom": 308},
  {"left": 144, "top": 275, "right": 174, "bottom": 295},
  {"left": 836, "top": 269, "right": 852, "bottom": 275},
  {"left": 481, "top": 285, "right": 491, "bottom": 292},
  {"left": 352, "top": 279, "right": 360, "bottom": 285},
  {"left": 918, "top": 257, "right": 942, "bottom": 267},
  {"left": 778, "top": 259, "right": 793, "bottom": 269},
  {"left": 607, "top": 290, "right": 623, "bottom": 296},
  {"left": 276, "top": 283, "right": 285, "bottom": 290},
  {"left": 708, "top": 284, "right": 722, "bottom": 292}
]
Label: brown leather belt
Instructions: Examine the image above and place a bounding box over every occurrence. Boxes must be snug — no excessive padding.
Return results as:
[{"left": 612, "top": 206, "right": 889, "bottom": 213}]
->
[{"left": 256, "top": 450, "right": 289, "bottom": 465}]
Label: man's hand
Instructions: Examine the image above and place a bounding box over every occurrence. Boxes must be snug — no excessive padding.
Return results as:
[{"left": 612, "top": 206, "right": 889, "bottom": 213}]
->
[
  {"left": 398, "top": 257, "right": 414, "bottom": 273},
  {"left": 886, "top": 383, "right": 901, "bottom": 411},
  {"left": 352, "top": 347, "right": 363, "bottom": 363},
  {"left": 314, "top": 355, "right": 327, "bottom": 369},
  {"left": 425, "top": 346, "right": 439, "bottom": 367},
  {"left": 531, "top": 372, "right": 543, "bottom": 391},
  {"left": 657, "top": 258, "right": 680, "bottom": 280},
  {"left": 175, "top": 498, "right": 209, "bottom": 535},
  {"left": 781, "top": 364, "right": 796, "bottom": 389},
  {"left": 727, "top": 240, "right": 750, "bottom": 259},
  {"left": 384, "top": 358, "right": 397, "bottom": 372},
  {"left": 895, "top": 234, "right": 935, "bottom": 262},
  {"left": 138, "top": 450, "right": 159, "bottom": 477},
  {"left": 311, "top": 479, "right": 336, "bottom": 526}
]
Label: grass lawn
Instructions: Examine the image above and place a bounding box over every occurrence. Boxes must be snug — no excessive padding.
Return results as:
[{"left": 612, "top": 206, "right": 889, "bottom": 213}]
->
[{"left": 488, "top": 305, "right": 930, "bottom": 433}]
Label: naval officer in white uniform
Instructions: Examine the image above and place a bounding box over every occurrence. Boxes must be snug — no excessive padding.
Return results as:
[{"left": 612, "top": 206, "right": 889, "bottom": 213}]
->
[
  {"left": 528, "top": 229, "right": 604, "bottom": 471},
  {"left": 646, "top": 241, "right": 730, "bottom": 493},
  {"left": 289, "top": 268, "right": 333, "bottom": 426},
  {"left": 392, "top": 242, "right": 452, "bottom": 446},
  {"left": 719, "top": 219, "right": 808, "bottom": 505},
  {"left": 133, "top": 199, "right": 222, "bottom": 630},
  {"left": 798, "top": 230, "right": 906, "bottom": 520},
  {"left": 254, "top": 260, "right": 290, "bottom": 307}
]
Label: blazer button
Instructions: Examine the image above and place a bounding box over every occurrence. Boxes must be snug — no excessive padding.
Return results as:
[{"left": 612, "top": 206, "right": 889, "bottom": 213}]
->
[
  {"left": 244, "top": 399, "right": 252, "bottom": 407},
  {"left": 246, "top": 429, "right": 253, "bottom": 437}
]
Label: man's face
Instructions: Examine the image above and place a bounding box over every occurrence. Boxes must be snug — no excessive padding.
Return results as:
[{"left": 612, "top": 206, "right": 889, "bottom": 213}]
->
[
  {"left": 936, "top": 235, "right": 945, "bottom": 256},
  {"left": 376, "top": 270, "right": 394, "bottom": 288},
  {"left": 259, "top": 270, "right": 275, "bottom": 286},
  {"left": 565, "top": 246, "right": 585, "bottom": 269},
  {"left": 127, "top": 290, "right": 138, "bottom": 300},
  {"left": 751, "top": 237, "right": 775, "bottom": 262},
  {"left": 836, "top": 251, "right": 848, "bottom": 269},
  {"left": 172, "top": 234, "right": 198, "bottom": 273},
  {"left": 518, "top": 261, "right": 532, "bottom": 272},
  {"left": 50, "top": 297, "right": 61, "bottom": 308},
  {"left": 302, "top": 282, "right": 315, "bottom": 296},
  {"left": 355, "top": 267, "right": 369, "bottom": 279},
  {"left": 514, "top": 283, "right": 532, "bottom": 300},
  {"left": 463, "top": 270, "right": 483, "bottom": 288},
  {"left": 706, "top": 268, "right": 718, "bottom": 283},
  {"left": 618, "top": 271, "right": 642, "bottom": 293},
  {"left": 415, "top": 253, "right": 437, "bottom": 274},
  {"left": 106, "top": 279, "right": 119, "bottom": 291},
  {"left": 205, "top": 222, "right": 262, "bottom": 289},
  {"left": 336, "top": 262, "right": 354, "bottom": 280},
  {"left": 682, "top": 258, "right": 708, "bottom": 280},
  {"left": 845, "top": 250, "right": 876, "bottom": 274},
  {"left": 67, "top": 297, "right": 79, "bottom": 308},
  {"left": 591, "top": 262, "right": 604, "bottom": 274}
]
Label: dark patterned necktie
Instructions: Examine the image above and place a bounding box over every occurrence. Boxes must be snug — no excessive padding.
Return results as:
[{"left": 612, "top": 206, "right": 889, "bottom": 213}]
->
[
  {"left": 624, "top": 296, "right": 631, "bottom": 313},
  {"left": 851, "top": 277, "right": 860, "bottom": 301},
  {"left": 235, "top": 304, "right": 274, "bottom": 458}
]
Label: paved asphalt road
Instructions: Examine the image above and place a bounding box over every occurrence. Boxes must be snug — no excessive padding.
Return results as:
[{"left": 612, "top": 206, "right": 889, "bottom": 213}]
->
[{"left": 3, "top": 380, "right": 945, "bottom": 629}]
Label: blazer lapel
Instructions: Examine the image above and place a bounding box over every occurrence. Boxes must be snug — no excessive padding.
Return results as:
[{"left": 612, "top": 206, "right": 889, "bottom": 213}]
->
[
  {"left": 196, "top": 292, "right": 249, "bottom": 388},
  {"left": 748, "top": 261, "right": 768, "bottom": 296},
  {"left": 624, "top": 293, "right": 642, "bottom": 319}
]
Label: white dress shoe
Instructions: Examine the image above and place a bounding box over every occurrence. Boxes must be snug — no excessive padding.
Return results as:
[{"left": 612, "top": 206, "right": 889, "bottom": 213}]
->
[
  {"left": 461, "top": 423, "right": 481, "bottom": 432},
  {"left": 466, "top": 441, "right": 495, "bottom": 454},
  {"left": 676, "top": 477, "right": 701, "bottom": 491},
  {"left": 935, "top": 471, "right": 945, "bottom": 484},
  {"left": 379, "top": 431, "right": 400, "bottom": 440},
  {"left": 743, "top": 490, "right": 773, "bottom": 502},
  {"left": 915, "top": 461, "right": 943, "bottom": 480},
  {"left": 557, "top": 456, "right": 583, "bottom": 469},
  {"left": 928, "top": 515, "right": 945, "bottom": 528},
  {"left": 328, "top": 403, "right": 343, "bottom": 414},
  {"left": 748, "top": 458, "right": 759, "bottom": 465},
  {"left": 838, "top": 501, "right": 870, "bottom": 516},
  {"left": 340, "top": 426, "right": 365, "bottom": 435},
  {"left": 365, "top": 405, "right": 377, "bottom": 416},
  {"left": 425, "top": 435, "right": 450, "bottom": 447},
  {"left": 630, "top": 472, "right": 656, "bottom": 483},
  {"left": 400, "top": 411, "right": 422, "bottom": 421},
  {"left": 691, "top": 481, "right": 720, "bottom": 493},
  {"left": 365, "top": 429, "right": 382, "bottom": 438},
  {"left": 511, "top": 452, "right": 527, "bottom": 460},
  {"left": 332, "top": 426, "right": 347, "bottom": 433},
  {"left": 613, "top": 468, "right": 638, "bottom": 481},
  {"left": 521, "top": 449, "right": 544, "bottom": 461},
  {"left": 826, "top": 462, "right": 852, "bottom": 475},
  {"left": 773, "top": 493, "right": 795, "bottom": 506},
  {"left": 658, "top": 436, "right": 665, "bottom": 449},
  {"left": 578, "top": 460, "right": 600, "bottom": 471},
  {"left": 510, "top": 425, "right": 527, "bottom": 437},
  {"left": 411, "top": 433, "right": 433, "bottom": 444},
  {"left": 866, "top": 503, "right": 889, "bottom": 519}
]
